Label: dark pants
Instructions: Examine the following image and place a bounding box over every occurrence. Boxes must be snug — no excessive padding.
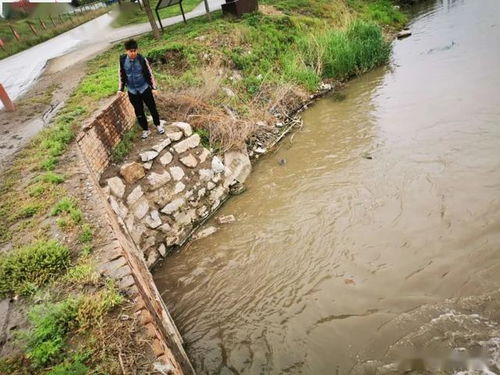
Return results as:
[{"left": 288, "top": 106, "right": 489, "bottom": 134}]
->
[{"left": 128, "top": 87, "right": 160, "bottom": 130}]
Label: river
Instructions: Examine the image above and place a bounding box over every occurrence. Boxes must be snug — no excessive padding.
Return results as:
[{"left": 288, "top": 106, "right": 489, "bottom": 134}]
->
[{"left": 154, "top": 1, "right": 500, "bottom": 373}]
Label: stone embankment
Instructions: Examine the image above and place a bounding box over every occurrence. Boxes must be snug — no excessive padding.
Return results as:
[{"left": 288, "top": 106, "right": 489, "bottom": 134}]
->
[
  {"left": 102, "top": 122, "right": 251, "bottom": 268},
  {"left": 76, "top": 94, "right": 252, "bottom": 374}
]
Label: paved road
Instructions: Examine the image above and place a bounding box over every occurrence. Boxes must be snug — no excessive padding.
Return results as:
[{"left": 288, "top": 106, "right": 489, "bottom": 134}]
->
[{"left": 0, "top": 0, "right": 224, "bottom": 109}]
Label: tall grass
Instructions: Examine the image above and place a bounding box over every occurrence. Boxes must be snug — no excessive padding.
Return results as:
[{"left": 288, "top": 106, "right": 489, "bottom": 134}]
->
[{"left": 287, "top": 20, "right": 390, "bottom": 86}]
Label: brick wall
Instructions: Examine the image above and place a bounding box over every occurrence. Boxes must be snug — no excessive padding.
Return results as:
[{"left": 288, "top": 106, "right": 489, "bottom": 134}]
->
[{"left": 77, "top": 95, "right": 135, "bottom": 176}]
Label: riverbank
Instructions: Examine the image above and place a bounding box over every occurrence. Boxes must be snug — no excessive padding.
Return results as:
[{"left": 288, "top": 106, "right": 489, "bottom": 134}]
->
[{"left": 0, "top": 1, "right": 409, "bottom": 373}]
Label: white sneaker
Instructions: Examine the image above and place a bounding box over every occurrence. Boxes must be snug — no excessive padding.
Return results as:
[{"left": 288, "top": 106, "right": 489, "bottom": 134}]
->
[
  {"left": 156, "top": 125, "right": 165, "bottom": 134},
  {"left": 141, "top": 130, "right": 151, "bottom": 139}
]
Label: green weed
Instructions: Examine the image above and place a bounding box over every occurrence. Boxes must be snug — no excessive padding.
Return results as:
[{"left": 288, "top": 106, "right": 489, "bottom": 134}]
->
[{"left": 0, "top": 241, "right": 70, "bottom": 297}]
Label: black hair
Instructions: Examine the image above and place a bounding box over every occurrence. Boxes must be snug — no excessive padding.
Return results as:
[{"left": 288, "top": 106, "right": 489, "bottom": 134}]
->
[{"left": 124, "top": 39, "right": 138, "bottom": 50}]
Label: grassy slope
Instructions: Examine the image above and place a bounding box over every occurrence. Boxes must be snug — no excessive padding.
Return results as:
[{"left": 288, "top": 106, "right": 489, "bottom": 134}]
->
[
  {"left": 0, "top": 0, "right": 407, "bottom": 373},
  {"left": 111, "top": 0, "right": 202, "bottom": 27}
]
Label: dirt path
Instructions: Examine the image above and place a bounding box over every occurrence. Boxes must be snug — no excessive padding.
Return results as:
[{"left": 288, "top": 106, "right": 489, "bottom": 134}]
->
[{"left": 0, "top": 59, "right": 88, "bottom": 171}]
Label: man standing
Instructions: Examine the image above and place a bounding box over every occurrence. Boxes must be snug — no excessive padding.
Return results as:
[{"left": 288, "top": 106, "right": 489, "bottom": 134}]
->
[{"left": 118, "top": 39, "right": 164, "bottom": 139}]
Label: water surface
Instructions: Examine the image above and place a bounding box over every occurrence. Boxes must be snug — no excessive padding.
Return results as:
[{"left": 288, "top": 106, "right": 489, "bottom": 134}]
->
[{"left": 155, "top": 1, "right": 500, "bottom": 373}]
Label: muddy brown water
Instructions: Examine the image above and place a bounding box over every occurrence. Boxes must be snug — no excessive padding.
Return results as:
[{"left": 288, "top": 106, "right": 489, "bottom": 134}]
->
[{"left": 154, "top": 1, "right": 500, "bottom": 374}]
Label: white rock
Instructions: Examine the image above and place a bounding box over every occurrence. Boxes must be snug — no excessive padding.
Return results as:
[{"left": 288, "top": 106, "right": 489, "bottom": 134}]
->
[
  {"left": 199, "top": 168, "right": 214, "bottom": 181},
  {"left": 109, "top": 196, "right": 128, "bottom": 218},
  {"left": 130, "top": 223, "right": 146, "bottom": 244},
  {"left": 184, "top": 190, "right": 194, "bottom": 200},
  {"left": 174, "top": 182, "right": 186, "bottom": 194},
  {"left": 173, "top": 209, "right": 196, "bottom": 226},
  {"left": 197, "top": 188, "right": 206, "bottom": 198},
  {"left": 180, "top": 154, "right": 198, "bottom": 168},
  {"left": 167, "top": 131, "right": 183, "bottom": 141},
  {"left": 146, "top": 249, "right": 160, "bottom": 268},
  {"left": 147, "top": 171, "right": 171, "bottom": 190},
  {"left": 207, "top": 181, "right": 216, "bottom": 190},
  {"left": 158, "top": 223, "right": 172, "bottom": 234},
  {"left": 194, "top": 226, "right": 218, "bottom": 240},
  {"left": 209, "top": 186, "right": 226, "bottom": 203},
  {"left": 107, "top": 177, "right": 126, "bottom": 198},
  {"left": 133, "top": 197, "right": 149, "bottom": 220},
  {"left": 143, "top": 161, "right": 153, "bottom": 170},
  {"left": 159, "top": 151, "right": 173, "bottom": 166},
  {"left": 152, "top": 138, "right": 172, "bottom": 153},
  {"left": 217, "top": 214, "right": 236, "bottom": 224},
  {"left": 254, "top": 147, "right": 266, "bottom": 154},
  {"left": 173, "top": 134, "right": 200, "bottom": 154},
  {"left": 276, "top": 121, "right": 284, "bottom": 128},
  {"left": 158, "top": 244, "right": 167, "bottom": 257},
  {"left": 171, "top": 122, "right": 193, "bottom": 137},
  {"left": 224, "top": 151, "right": 251, "bottom": 187},
  {"left": 199, "top": 148, "right": 210, "bottom": 163},
  {"left": 212, "top": 174, "right": 221, "bottom": 184},
  {"left": 169, "top": 166, "right": 185, "bottom": 181},
  {"left": 140, "top": 150, "right": 159, "bottom": 162},
  {"left": 126, "top": 185, "right": 144, "bottom": 206},
  {"left": 211, "top": 156, "right": 225, "bottom": 173},
  {"left": 161, "top": 198, "right": 185, "bottom": 215},
  {"left": 145, "top": 210, "right": 162, "bottom": 229},
  {"left": 319, "top": 82, "right": 333, "bottom": 90},
  {"left": 197, "top": 206, "right": 208, "bottom": 218}
]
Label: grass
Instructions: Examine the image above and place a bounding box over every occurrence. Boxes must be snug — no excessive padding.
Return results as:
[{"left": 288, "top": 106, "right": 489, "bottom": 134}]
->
[
  {"left": 111, "top": 127, "right": 140, "bottom": 162},
  {"left": 21, "top": 284, "right": 123, "bottom": 370},
  {"left": 0, "top": 241, "right": 70, "bottom": 297},
  {"left": 0, "top": 8, "right": 109, "bottom": 59},
  {"left": 111, "top": 0, "right": 202, "bottom": 27}
]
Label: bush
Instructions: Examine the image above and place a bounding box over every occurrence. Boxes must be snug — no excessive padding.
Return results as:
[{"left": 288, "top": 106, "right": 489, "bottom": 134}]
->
[
  {"left": 0, "top": 241, "right": 70, "bottom": 297},
  {"left": 25, "top": 298, "right": 80, "bottom": 368}
]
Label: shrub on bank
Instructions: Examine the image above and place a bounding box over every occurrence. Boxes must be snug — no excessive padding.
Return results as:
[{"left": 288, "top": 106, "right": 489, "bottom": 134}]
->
[{"left": 0, "top": 241, "right": 70, "bottom": 297}]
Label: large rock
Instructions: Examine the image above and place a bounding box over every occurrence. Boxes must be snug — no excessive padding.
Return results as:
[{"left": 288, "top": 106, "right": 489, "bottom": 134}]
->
[
  {"left": 120, "top": 162, "right": 145, "bottom": 184},
  {"left": 167, "top": 131, "right": 183, "bottom": 141},
  {"left": 211, "top": 156, "right": 225, "bottom": 173},
  {"left": 107, "top": 177, "right": 126, "bottom": 198},
  {"left": 152, "top": 138, "right": 172, "bottom": 153},
  {"left": 147, "top": 170, "right": 171, "bottom": 190},
  {"left": 132, "top": 197, "right": 149, "bottom": 220},
  {"left": 171, "top": 122, "right": 193, "bottom": 137},
  {"left": 159, "top": 151, "right": 173, "bottom": 166},
  {"left": 144, "top": 210, "right": 162, "bottom": 229},
  {"left": 224, "top": 151, "right": 251, "bottom": 187},
  {"left": 198, "top": 148, "right": 210, "bottom": 163},
  {"left": 140, "top": 150, "right": 159, "bottom": 162},
  {"left": 180, "top": 154, "right": 198, "bottom": 168},
  {"left": 199, "top": 168, "right": 214, "bottom": 182},
  {"left": 174, "top": 182, "right": 186, "bottom": 194},
  {"left": 161, "top": 198, "right": 185, "bottom": 215},
  {"left": 126, "top": 185, "right": 144, "bottom": 206},
  {"left": 194, "top": 226, "right": 218, "bottom": 240},
  {"left": 109, "top": 196, "right": 128, "bottom": 218},
  {"left": 173, "top": 209, "right": 197, "bottom": 226},
  {"left": 169, "top": 166, "right": 185, "bottom": 181},
  {"left": 173, "top": 134, "right": 200, "bottom": 154}
]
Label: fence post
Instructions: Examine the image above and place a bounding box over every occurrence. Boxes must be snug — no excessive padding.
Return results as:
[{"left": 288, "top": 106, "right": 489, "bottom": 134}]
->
[
  {"left": 8, "top": 25, "right": 21, "bottom": 41},
  {"left": 27, "top": 21, "right": 38, "bottom": 35},
  {"left": 39, "top": 17, "right": 47, "bottom": 30},
  {"left": 0, "top": 84, "right": 16, "bottom": 112},
  {"left": 49, "top": 15, "right": 56, "bottom": 27}
]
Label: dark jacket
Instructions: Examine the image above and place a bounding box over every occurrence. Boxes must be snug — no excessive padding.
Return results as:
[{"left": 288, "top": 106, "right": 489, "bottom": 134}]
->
[{"left": 118, "top": 54, "right": 157, "bottom": 92}]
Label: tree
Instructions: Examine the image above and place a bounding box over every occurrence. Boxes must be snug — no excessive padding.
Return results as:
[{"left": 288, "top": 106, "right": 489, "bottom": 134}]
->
[{"left": 141, "top": 0, "right": 160, "bottom": 40}]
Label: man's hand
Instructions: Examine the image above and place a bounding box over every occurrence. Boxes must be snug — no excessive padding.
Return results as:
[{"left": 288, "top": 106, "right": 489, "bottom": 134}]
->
[{"left": 152, "top": 89, "right": 160, "bottom": 96}]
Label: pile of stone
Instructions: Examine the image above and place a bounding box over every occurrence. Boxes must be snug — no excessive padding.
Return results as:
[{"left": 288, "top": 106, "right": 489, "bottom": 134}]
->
[{"left": 103, "top": 122, "right": 250, "bottom": 268}]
